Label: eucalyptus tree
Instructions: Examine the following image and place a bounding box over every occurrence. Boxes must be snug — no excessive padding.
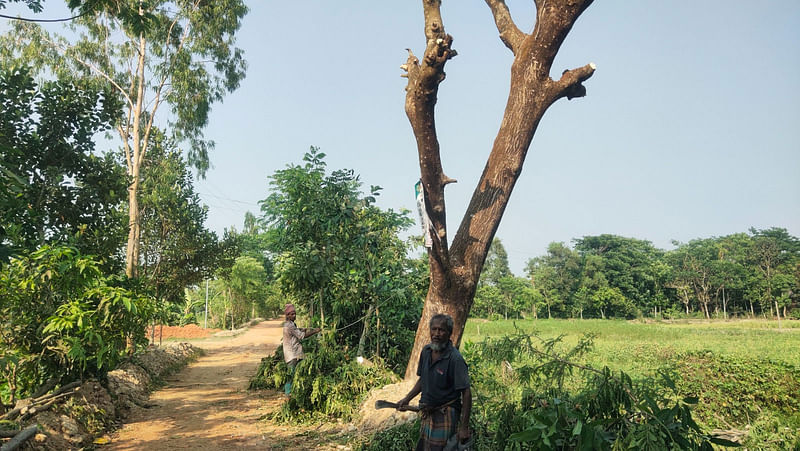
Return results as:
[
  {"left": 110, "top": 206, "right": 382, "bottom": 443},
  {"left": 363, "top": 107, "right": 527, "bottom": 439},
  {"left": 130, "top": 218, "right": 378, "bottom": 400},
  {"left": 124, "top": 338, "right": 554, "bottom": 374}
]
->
[
  {"left": 223, "top": 255, "right": 269, "bottom": 325},
  {"left": 526, "top": 252, "right": 574, "bottom": 320},
  {"left": 574, "top": 254, "right": 606, "bottom": 318},
  {"left": 496, "top": 276, "right": 534, "bottom": 319},
  {"left": 402, "top": 0, "right": 596, "bottom": 377},
  {"left": 0, "top": 0, "right": 41, "bottom": 12},
  {"left": 1, "top": 0, "right": 248, "bottom": 277},
  {"left": 711, "top": 233, "right": 751, "bottom": 318},
  {"left": 666, "top": 239, "right": 722, "bottom": 319},
  {"left": 473, "top": 237, "right": 512, "bottom": 317}
]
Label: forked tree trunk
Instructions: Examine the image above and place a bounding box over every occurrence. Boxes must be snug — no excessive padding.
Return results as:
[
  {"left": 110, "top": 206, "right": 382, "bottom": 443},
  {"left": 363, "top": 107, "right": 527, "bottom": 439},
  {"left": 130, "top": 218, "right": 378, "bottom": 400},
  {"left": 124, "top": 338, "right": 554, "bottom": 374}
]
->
[{"left": 402, "top": 0, "right": 595, "bottom": 378}]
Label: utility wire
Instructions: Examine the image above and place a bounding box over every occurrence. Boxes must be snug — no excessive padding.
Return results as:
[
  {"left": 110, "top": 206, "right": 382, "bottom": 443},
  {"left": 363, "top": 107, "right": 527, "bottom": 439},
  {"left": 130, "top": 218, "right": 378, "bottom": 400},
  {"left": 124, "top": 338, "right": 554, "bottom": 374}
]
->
[
  {"left": 0, "top": 10, "right": 89, "bottom": 22},
  {"left": 198, "top": 191, "right": 259, "bottom": 207}
]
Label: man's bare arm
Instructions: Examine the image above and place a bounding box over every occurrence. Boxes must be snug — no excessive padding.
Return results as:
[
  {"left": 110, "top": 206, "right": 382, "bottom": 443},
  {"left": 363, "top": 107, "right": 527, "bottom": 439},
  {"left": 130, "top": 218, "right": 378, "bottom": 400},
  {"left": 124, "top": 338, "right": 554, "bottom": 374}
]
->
[
  {"left": 302, "top": 327, "right": 321, "bottom": 339},
  {"left": 397, "top": 378, "right": 423, "bottom": 410}
]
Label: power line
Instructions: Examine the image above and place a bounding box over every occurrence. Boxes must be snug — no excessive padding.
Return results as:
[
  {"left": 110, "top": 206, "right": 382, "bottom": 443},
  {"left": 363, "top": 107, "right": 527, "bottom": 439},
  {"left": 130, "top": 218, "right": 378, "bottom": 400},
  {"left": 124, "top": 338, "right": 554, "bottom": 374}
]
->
[
  {"left": 198, "top": 190, "right": 259, "bottom": 207},
  {"left": 0, "top": 10, "right": 89, "bottom": 22}
]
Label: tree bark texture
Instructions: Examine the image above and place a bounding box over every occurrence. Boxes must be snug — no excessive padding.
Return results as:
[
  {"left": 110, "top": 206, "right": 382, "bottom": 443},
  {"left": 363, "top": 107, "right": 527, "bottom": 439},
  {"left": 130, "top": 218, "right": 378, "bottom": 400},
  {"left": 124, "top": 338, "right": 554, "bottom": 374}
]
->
[{"left": 403, "top": 0, "right": 595, "bottom": 379}]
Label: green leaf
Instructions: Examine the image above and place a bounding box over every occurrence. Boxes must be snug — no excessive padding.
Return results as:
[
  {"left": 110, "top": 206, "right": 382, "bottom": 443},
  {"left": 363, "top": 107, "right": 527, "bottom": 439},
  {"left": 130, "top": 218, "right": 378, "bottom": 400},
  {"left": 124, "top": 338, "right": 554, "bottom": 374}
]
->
[
  {"left": 510, "top": 429, "right": 539, "bottom": 442},
  {"left": 572, "top": 420, "right": 583, "bottom": 436}
]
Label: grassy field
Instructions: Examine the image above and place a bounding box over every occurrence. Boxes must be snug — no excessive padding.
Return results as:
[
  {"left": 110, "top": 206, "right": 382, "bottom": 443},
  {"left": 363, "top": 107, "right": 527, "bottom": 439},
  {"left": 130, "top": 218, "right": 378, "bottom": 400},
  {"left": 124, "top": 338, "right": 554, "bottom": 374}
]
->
[{"left": 462, "top": 318, "right": 800, "bottom": 379}]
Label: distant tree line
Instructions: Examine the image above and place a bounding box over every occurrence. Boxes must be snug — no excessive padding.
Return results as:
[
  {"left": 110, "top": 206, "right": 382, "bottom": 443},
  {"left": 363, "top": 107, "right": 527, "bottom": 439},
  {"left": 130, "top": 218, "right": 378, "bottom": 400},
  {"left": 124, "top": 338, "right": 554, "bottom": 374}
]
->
[{"left": 474, "top": 230, "right": 800, "bottom": 321}]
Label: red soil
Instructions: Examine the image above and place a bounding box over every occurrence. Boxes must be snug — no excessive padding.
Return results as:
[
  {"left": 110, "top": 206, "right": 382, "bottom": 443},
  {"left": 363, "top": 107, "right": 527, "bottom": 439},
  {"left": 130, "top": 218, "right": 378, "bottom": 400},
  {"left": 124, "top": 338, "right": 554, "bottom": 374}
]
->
[{"left": 147, "top": 324, "right": 221, "bottom": 340}]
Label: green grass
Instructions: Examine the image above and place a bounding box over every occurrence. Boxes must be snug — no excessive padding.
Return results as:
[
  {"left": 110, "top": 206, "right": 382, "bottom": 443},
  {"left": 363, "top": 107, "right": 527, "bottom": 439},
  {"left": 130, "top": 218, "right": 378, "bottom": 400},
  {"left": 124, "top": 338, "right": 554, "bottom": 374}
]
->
[{"left": 463, "top": 318, "right": 800, "bottom": 378}]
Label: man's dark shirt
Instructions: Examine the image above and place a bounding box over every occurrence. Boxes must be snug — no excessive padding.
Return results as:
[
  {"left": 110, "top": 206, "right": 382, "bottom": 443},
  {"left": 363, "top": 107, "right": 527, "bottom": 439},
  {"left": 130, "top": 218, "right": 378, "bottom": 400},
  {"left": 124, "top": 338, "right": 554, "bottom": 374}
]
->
[{"left": 417, "top": 341, "right": 470, "bottom": 410}]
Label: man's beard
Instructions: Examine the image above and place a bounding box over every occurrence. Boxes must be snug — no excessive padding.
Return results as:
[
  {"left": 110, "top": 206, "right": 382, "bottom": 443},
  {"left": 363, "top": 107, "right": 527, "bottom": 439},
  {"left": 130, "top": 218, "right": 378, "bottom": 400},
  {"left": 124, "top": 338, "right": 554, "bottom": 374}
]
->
[{"left": 430, "top": 340, "right": 447, "bottom": 352}]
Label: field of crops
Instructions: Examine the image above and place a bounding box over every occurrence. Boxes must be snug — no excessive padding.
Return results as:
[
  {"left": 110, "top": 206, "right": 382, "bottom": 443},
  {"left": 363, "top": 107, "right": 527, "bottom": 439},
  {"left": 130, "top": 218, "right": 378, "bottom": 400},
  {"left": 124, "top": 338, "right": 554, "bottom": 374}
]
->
[{"left": 464, "top": 318, "right": 800, "bottom": 373}]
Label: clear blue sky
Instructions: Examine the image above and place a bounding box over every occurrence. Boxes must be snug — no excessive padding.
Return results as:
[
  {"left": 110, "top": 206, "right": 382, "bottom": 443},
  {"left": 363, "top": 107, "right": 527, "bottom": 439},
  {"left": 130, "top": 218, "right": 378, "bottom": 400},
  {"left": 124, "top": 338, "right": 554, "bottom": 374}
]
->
[{"left": 4, "top": 1, "right": 799, "bottom": 274}]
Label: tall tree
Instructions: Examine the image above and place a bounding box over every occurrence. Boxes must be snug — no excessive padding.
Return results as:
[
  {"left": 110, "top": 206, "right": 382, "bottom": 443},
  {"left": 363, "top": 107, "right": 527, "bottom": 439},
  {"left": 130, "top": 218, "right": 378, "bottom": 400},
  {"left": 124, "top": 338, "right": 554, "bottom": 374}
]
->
[
  {"left": 574, "top": 235, "right": 663, "bottom": 312},
  {"left": 748, "top": 228, "right": 800, "bottom": 323},
  {"left": 260, "top": 148, "right": 421, "bottom": 369},
  {"left": 402, "top": 0, "right": 595, "bottom": 377},
  {"left": 525, "top": 242, "right": 580, "bottom": 319},
  {"left": 668, "top": 239, "right": 720, "bottom": 319},
  {"left": 480, "top": 237, "right": 512, "bottom": 286},
  {"left": 223, "top": 255, "right": 269, "bottom": 325},
  {"left": 1, "top": 0, "right": 248, "bottom": 277},
  {"left": 711, "top": 233, "right": 751, "bottom": 318}
]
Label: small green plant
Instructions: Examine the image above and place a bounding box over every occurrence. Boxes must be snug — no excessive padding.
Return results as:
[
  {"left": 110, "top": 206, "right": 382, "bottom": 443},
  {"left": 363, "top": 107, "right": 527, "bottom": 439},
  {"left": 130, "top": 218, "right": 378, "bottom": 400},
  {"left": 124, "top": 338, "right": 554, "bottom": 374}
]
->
[
  {"left": 663, "top": 350, "right": 800, "bottom": 448},
  {"left": 742, "top": 411, "right": 800, "bottom": 449},
  {"left": 354, "top": 418, "right": 419, "bottom": 451}
]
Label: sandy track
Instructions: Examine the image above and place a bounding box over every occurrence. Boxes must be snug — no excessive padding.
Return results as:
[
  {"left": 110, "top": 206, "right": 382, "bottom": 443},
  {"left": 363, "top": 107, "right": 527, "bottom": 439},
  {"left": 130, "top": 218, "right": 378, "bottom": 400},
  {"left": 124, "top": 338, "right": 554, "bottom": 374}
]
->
[{"left": 108, "top": 320, "right": 286, "bottom": 450}]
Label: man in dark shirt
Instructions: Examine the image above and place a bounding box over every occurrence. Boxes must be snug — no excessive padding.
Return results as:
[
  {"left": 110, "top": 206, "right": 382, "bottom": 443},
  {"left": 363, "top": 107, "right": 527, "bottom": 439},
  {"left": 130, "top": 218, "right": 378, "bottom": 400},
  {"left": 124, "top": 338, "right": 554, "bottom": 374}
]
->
[{"left": 397, "top": 313, "right": 472, "bottom": 450}]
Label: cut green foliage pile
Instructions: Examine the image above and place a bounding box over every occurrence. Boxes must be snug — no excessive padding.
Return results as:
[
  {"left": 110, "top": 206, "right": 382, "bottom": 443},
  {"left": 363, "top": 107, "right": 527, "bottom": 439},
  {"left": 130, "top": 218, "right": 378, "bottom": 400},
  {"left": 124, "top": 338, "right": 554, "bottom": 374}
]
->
[{"left": 250, "top": 333, "right": 398, "bottom": 421}]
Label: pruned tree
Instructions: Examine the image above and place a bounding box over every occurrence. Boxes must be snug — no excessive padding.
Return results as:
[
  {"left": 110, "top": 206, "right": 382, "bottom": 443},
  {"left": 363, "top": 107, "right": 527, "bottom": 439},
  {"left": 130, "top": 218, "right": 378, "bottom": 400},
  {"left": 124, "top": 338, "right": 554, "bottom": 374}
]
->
[{"left": 403, "top": 0, "right": 595, "bottom": 378}]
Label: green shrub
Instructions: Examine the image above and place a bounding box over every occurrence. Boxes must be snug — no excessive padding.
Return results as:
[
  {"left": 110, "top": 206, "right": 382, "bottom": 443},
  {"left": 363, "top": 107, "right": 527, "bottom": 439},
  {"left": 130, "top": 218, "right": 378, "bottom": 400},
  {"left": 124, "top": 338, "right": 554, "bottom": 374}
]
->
[
  {"left": 743, "top": 411, "right": 800, "bottom": 450},
  {"left": 354, "top": 418, "right": 419, "bottom": 451},
  {"left": 0, "top": 246, "right": 155, "bottom": 403}
]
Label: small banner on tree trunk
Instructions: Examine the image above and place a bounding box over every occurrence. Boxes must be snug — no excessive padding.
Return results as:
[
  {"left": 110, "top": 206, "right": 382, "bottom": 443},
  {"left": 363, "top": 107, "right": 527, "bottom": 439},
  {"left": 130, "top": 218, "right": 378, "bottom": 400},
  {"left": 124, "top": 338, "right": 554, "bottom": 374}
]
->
[{"left": 415, "top": 180, "right": 434, "bottom": 248}]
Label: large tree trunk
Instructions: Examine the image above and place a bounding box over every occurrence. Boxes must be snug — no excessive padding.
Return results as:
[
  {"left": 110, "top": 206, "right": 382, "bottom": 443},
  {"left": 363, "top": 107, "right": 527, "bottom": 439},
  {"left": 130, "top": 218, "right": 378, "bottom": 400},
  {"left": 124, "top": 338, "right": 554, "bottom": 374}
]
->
[{"left": 402, "top": 0, "right": 594, "bottom": 379}]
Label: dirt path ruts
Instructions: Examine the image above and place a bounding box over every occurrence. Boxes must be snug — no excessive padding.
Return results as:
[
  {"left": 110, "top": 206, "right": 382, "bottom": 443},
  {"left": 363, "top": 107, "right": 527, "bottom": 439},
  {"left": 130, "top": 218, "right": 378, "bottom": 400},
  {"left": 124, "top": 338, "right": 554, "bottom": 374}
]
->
[{"left": 108, "top": 320, "right": 285, "bottom": 450}]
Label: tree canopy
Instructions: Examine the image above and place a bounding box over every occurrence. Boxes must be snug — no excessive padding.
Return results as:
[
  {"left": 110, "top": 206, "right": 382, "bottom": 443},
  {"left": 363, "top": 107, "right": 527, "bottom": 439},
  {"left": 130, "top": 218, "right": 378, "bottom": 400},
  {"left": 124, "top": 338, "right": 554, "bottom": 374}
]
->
[{"left": 0, "top": 0, "right": 248, "bottom": 277}]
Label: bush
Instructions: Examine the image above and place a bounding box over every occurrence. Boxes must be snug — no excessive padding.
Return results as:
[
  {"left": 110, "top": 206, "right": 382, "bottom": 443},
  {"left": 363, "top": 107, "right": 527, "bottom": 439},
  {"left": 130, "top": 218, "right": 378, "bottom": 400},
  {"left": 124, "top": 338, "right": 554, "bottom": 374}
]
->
[
  {"left": 743, "top": 411, "right": 800, "bottom": 449},
  {"left": 0, "top": 246, "right": 155, "bottom": 404},
  {"left": 249, "top": 345, "right": 288, "bottom": 391}
]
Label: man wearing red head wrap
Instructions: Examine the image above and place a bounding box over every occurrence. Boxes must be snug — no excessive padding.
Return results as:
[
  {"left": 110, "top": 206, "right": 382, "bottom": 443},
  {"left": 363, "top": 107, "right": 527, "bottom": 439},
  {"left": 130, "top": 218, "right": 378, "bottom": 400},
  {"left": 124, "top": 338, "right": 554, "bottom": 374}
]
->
[{"left": 282, "top": 304, "right": 320, "bottom": 396}]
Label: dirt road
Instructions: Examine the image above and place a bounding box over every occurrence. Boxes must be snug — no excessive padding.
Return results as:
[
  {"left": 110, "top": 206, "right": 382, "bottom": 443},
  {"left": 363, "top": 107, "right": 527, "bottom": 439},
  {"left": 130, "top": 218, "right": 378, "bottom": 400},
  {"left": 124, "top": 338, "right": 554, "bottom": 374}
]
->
[{"left": 108, "top": 320, "right": 349, "bottom": 450}]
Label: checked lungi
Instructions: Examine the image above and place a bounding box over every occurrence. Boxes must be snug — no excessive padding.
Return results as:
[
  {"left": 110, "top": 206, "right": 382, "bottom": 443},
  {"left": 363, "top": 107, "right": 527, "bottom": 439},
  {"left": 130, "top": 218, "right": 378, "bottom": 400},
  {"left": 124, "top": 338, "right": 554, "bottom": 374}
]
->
[{"left": 416, "top": 404, "right": 460, "bottom": 451}]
